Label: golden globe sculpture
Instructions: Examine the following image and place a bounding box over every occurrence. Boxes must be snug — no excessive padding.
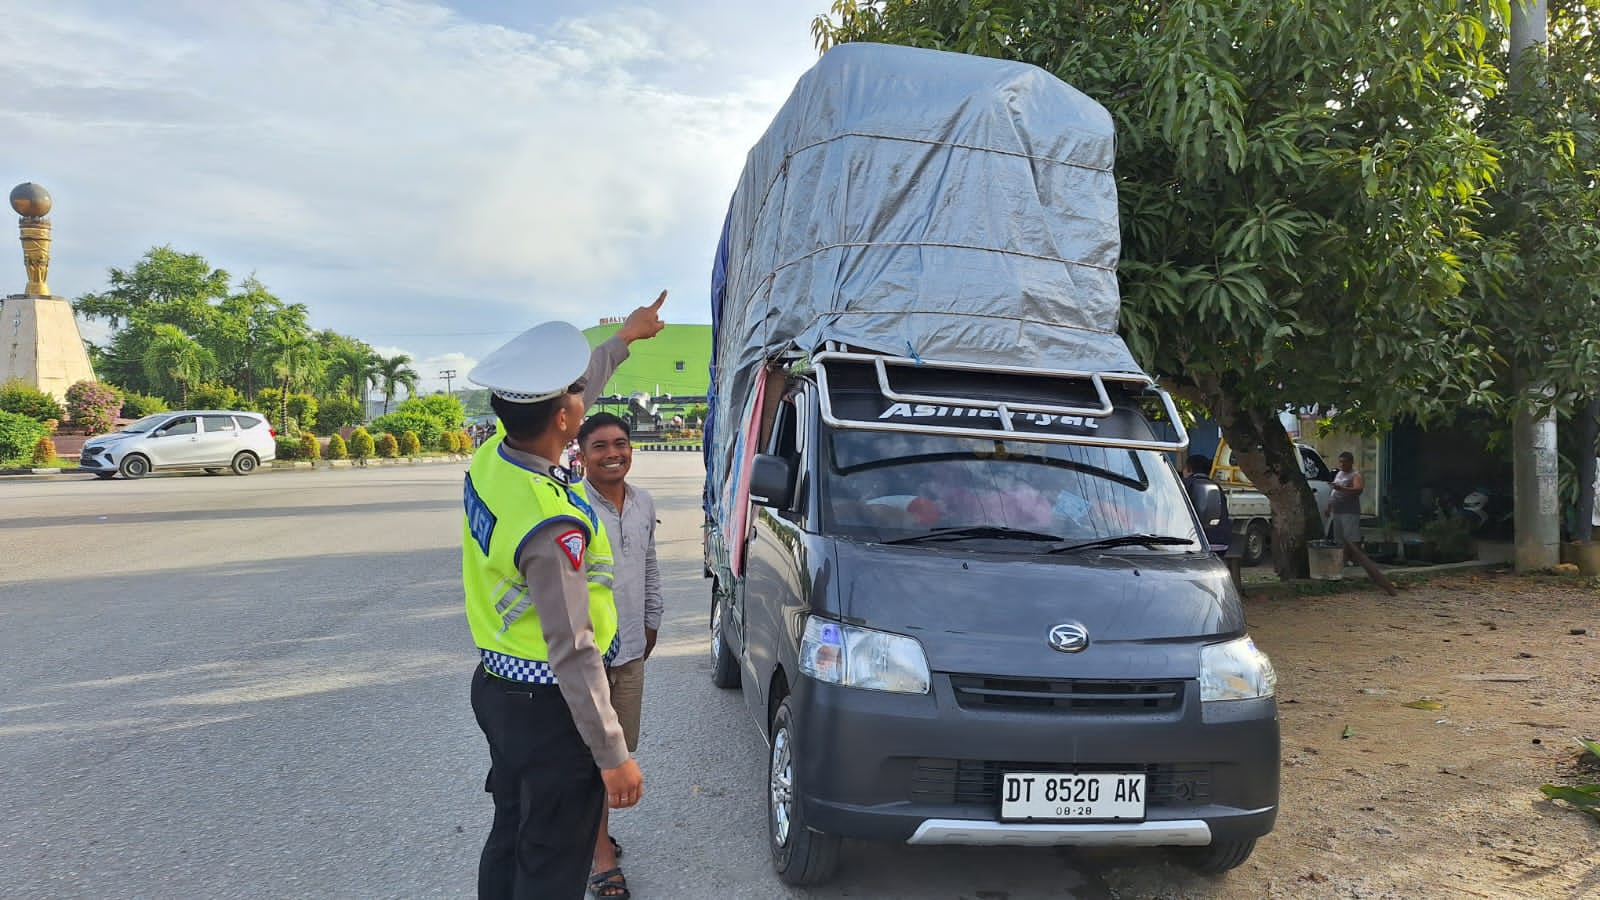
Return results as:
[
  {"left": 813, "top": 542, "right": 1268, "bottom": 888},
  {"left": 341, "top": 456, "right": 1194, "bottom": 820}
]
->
[{"left": 10, "top": 182, "right": 53, "bottom": 295}]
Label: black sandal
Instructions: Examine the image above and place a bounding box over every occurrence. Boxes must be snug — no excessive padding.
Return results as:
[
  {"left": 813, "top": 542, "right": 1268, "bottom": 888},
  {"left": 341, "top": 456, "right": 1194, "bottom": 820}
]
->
[
  {"left": 609, "top": 835, "right": 623, "bottom": 859},
  {"left": 588, "top": 867, "right": 630, "bottom": 899}
]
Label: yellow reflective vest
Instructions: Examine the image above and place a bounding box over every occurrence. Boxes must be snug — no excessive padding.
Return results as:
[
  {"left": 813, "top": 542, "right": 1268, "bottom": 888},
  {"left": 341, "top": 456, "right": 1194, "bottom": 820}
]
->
[{"left": 462, "top": 435, "right": 617, "bottom": 682}]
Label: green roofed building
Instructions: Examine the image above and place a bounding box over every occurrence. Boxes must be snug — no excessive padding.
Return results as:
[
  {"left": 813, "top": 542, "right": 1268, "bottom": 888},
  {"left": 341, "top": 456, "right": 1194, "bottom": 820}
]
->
[{"left": 582, "top": 321, "right": 711, "bottom": 400}]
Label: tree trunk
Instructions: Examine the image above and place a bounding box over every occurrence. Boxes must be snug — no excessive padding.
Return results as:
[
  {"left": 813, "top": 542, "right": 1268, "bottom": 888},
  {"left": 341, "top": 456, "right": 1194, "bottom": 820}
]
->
[
  {"left": 1177, "top": 375, "right": 1323, "bottom": 580},
  {"left": 280, "top": 376, "right": 291, "bottom": 434}
]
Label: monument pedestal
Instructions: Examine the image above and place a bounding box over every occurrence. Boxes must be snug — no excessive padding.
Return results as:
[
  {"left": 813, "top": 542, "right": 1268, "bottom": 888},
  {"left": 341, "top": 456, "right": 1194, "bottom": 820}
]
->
[{"left": 0, "top": 294, "right": 97, "bottom": 403}]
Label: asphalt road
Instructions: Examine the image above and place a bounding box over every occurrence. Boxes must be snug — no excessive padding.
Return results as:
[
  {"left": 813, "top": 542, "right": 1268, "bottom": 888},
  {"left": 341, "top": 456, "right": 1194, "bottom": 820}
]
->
[{"left": 0, "top": 456, "right": 1165, "bottom": 899}]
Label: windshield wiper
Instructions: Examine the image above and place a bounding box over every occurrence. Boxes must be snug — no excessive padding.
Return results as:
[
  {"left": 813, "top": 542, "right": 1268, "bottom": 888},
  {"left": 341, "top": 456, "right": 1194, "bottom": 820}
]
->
[
  {"left": 1047, "top": 534, "right": 1196, "bottom": 554},
  {"left": 883, "top": 525, "right": 1066, "bottom": 546}
]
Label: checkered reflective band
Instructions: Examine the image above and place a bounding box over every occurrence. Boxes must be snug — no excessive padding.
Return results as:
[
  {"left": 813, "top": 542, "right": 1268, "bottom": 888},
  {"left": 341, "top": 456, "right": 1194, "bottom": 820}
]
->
[
  {"left": 481, "top": 649, "right": 557, "bottom": 684},
  {"left": 482, "top": 635, "right": 623, "bottom": 684}
]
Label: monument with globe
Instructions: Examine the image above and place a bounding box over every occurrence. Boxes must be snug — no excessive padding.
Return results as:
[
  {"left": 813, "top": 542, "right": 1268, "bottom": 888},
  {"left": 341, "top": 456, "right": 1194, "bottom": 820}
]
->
[{"left": 0, "top": 182, "right": 96, "bottom": 402}]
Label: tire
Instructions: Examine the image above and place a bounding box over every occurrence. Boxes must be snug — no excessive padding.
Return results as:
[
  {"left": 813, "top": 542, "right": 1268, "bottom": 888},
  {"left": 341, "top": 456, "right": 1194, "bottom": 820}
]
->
[
  {"left": 1177, "top": 837, "right": 1257, "bottom": 874},
  {"left": 768, "top": 697, "right": 840, "bottom": 886},
  {"left": 94, "top": 472, "right": 115, "bottom": 480},
  {"left": 1241, "top": 520, "right": 1270, "bottom": 566},
  {"left": 118, "top": 454, "right": 150, "bottom": 479},
  {"left": 231, "top": 452, "right": 258, "bottom": 476},
  {"left": 710, "top": 587, "right": 741, "bottom": 689}
]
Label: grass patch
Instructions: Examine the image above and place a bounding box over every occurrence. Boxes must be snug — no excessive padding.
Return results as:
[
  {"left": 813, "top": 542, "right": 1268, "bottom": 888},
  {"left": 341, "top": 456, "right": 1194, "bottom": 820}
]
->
[{"left": 0, "top": 457, "right": 77, "bottom": 469}]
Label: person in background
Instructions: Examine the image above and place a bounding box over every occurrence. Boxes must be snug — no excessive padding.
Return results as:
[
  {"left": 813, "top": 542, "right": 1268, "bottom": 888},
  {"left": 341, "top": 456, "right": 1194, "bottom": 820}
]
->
[
  {"left": 1328, "top": 451, "right": 1364, "bottom": 565},
  {"left": 578, "top": 412, "right": 662, "bottom": 900}
]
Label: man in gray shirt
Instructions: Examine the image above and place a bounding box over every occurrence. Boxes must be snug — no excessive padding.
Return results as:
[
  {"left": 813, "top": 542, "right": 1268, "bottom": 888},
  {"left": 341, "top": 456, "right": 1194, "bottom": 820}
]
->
[{"left": 578, "top": 411, "right": 662, "bottom": 899}]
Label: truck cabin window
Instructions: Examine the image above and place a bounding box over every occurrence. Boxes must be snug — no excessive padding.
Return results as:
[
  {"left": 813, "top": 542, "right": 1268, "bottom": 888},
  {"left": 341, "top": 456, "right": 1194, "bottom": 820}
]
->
[{"left": 821, "top": 430, "right": 1199, "bottom": 548}]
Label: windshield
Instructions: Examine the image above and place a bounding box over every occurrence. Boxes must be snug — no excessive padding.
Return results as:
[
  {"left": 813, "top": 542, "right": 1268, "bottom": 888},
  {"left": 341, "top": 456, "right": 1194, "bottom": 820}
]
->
[
  {"left": 120, "top": 415, "right": 171, "bottom": 434},
  {"left": 821, "top": 429, "right": 1200, "bottom": 549}
]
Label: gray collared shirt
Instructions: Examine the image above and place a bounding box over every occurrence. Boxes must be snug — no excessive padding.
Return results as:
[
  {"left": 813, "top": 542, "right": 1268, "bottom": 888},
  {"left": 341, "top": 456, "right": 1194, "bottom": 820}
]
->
[{"left": 583, "top": 480, "right": 662, "bottom": 667}]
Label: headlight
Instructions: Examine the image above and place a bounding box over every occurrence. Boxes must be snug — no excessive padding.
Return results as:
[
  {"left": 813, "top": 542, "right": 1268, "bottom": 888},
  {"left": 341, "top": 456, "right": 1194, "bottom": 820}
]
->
[
  {"left": 799, "top": 617, "right": 930, "bottom": 694},
  {"left": 1199, "top": 636, "right": 1276, "bottom": 701}
]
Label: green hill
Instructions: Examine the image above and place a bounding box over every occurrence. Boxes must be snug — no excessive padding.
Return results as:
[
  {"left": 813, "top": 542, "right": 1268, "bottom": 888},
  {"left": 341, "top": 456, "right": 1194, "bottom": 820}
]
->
[{"left": 582, "top": 323, "right": 711, "bottom": 400}]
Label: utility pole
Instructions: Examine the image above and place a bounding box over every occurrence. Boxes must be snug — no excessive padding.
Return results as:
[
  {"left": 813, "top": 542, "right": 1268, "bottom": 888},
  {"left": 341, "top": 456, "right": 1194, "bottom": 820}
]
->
[
  {"left": 440, "top": 368, "right": 457, "bottom": 398},
  {"left": 1509, "top": 0, "right": 1559, "bottom": 571}
]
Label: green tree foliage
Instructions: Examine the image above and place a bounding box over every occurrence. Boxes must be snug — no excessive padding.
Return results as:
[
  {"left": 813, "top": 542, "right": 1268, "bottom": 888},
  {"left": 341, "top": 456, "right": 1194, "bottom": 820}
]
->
[
  {"left": 317, "top": 396, "right": 364, "bottom": 433},
  {"left": 299, "top": 432, "right": 321, "bottom": 460},
  {"left": 65, "top": 380, "right": 122, "bottom": 435},
  {"left": 0, "top": 380, "right": 64, "bottom": 423},
  {"left": 323, "top": 341, "right": 381, "bottom": 404},
  {"left": 187, "top": 382, "right": 245, "bottom": 411},
  {"left": 399, "top": 430, "right": 421, "bottom": 456},
  {"left": 116, "top": 391, "right": 169, "bottom": 418},
  {"left": 376, "top": 432, "right": 400, "bottom": 458},
  {"left": 141, "top": 324, "right": 215, "bottom": 407},
  {"left": 325, "top": 431, "right": 349, "bottom": 459},
  {"left": 348, "top": 426, "right": 375, "bottom": 460},
  {"left": 73, "top": 248, "right": 385, "bottom": 419},
  {"left": 0, "top": 410, "right": 48, "bottom": 462},
  {"left": 369, "top": 410, "right": 444, "bottom": 448},
  {"left": 399, "top": 393, "right": 465, "bottom": 430},
  {"left": 815, "top": 0, "right": 1521, "bottom": 577},
  {"left": 375, "top": 354, "right": 419, "bottom": 414}
]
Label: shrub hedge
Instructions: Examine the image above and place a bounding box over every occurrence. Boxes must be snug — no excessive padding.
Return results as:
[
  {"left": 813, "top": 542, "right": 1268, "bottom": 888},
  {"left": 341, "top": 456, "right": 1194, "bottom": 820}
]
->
[
  {"left": 376, "top": 432, "right": 399, "bottom": 458},
  {"left": 325, "top": 432, "right": 349, "bottom": 459},
  {"left": 0, "top": 380, "right": 64, "bottom": 423},
  {"left": 0, "top": 410, "right": 49, "bottom": 462}
]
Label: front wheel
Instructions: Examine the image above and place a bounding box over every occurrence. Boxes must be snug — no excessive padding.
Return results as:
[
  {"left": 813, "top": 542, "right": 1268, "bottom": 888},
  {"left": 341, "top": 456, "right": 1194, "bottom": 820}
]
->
[
  {"left": 769, "top": 698, "right": 840, "bottom": 886},
  {"left": 709, "top": 588, "right": 740, "bottom": 689},
  {"left": 231, "top": 452, "right": 258, "bottom": 476},
  {"left": 1241, "top": 520, "right": 1270, "bottom": 566},
  {"left": 1177, "top": 837, "right": 1256, "bottom": 874},
  {"left": 118, "top": 454, "right": 150, "bottom": 479}
]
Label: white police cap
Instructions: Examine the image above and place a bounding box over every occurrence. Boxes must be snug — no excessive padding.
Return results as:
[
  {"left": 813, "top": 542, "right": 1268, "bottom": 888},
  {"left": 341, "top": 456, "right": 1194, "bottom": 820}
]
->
[{"left": 467, "top": 321, "right": 590, "bottom": 404}]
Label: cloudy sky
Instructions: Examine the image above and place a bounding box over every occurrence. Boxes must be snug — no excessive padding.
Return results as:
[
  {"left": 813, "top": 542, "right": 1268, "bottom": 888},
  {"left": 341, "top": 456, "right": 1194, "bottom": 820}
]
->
[{"left": 0, "top": 1, "right": 827, "bottom": 393}]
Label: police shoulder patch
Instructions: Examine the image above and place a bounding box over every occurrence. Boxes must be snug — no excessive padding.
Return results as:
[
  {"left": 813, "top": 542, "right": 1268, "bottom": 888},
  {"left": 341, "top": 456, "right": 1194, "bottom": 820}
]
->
[{"left": 556, "top": 529, "right": 586, "bottom": 570}]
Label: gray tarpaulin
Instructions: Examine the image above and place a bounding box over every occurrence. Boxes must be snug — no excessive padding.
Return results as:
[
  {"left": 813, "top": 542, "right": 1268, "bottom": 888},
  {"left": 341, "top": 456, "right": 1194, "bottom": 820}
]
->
[{"left": 706, "top": 42, "right": 1147, "bottom": 523}]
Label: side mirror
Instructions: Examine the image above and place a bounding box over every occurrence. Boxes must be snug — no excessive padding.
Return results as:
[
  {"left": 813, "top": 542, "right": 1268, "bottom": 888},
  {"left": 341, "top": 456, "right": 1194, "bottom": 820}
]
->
[
  {"left": 1189, "top": 478, "right": 1225, "bottom": 529},
  {"left": 749, "top": 453, "right": 795, "bottom": 509}
]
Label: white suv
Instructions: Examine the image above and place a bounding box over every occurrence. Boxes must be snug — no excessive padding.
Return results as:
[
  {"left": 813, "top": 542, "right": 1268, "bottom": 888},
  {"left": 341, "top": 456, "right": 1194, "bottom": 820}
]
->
[{"left": 79, "top": 410, "right": 277, "bottom": 479}]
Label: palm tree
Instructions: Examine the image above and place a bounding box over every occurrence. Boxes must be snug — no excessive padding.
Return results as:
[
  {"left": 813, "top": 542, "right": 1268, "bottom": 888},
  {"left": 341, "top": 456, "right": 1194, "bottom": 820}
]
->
[
  {"left": 376, "top": 353, "right": 419, "bottom": 415},
  {"left": 326, "top": 345, "right": 381, "bottom": 404},
  {"left": 264, "top": 324, "right": 317, "bottom": 433},
  {"left": 142, "top": 324, "right": 214, "bottom": 407}
]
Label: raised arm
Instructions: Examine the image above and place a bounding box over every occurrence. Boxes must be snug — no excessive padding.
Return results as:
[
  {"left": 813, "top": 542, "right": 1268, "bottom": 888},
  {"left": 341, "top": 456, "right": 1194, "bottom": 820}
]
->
[{"left": 581, "top": 290, "right": 668, "bottom": 408}]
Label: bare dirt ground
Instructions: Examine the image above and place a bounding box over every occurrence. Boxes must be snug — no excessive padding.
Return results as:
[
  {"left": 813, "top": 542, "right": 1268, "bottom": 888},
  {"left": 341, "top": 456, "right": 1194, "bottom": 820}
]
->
[{"left": 1098, "top": 571, "right": 1600, "bottom": 899}]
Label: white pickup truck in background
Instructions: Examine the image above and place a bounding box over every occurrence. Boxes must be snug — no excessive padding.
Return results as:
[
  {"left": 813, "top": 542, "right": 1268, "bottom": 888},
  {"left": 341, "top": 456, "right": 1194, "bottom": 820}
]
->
[{"left": 1211, "top": 441, "right": 1335, "bottom": 565}]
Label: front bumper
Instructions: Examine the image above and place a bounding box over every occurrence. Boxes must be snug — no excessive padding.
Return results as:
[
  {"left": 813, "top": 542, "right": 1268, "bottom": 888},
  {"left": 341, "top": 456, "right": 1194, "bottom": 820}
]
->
[
  {"left": 78, "top": 447, "right": 116, "bottom": 471},
  {"left": 789, "top": 674, "right": 1279, "bottom": 846}
]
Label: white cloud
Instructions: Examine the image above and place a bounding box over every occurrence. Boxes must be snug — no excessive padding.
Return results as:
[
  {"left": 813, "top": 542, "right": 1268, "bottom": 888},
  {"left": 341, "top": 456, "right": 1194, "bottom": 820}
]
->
[{"left": 0, "top": 0, "right": 822, "bottom": 371}]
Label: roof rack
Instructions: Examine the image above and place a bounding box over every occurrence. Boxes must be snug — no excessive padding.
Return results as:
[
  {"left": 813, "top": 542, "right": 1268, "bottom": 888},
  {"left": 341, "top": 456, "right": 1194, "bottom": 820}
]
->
[{"left": 810, "top": 350, "right": 1188, "bottom": 452}]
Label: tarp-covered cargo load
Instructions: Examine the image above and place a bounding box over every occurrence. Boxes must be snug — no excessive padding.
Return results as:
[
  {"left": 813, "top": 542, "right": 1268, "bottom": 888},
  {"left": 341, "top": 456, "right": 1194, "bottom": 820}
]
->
[{"left": 705, "top": 42, "right": 1147, "bottom": 526}]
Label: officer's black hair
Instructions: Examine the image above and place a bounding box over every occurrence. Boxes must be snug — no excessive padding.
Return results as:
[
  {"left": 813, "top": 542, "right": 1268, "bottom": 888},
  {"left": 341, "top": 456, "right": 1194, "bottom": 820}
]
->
[
  {"left": 1186, "top": 454, "right": 1212, "bottom": 475},
  {"left": 491, "top": 393, "right": 562, "bottom": 440},
  {"left": 578, "top": 411, "right": 630, "bottom": 447}
]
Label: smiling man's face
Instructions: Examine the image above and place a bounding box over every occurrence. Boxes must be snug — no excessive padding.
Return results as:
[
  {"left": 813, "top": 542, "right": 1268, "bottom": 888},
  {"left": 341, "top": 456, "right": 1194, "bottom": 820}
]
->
[{"left": 581, "top": 423, "right": 632, "bottom": 490}]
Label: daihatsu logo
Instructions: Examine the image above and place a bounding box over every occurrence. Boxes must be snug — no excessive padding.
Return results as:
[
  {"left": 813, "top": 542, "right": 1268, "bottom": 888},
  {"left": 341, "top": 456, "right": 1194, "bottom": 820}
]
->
[{"left": 1048, "top": 623, "right": 1089, "bottom": 653}]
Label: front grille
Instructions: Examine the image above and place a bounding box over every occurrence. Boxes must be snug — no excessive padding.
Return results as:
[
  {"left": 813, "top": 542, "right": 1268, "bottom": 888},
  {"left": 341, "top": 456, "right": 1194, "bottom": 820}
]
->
[
  {"left": 911, "top": 759, "right": 1212, "bottom": 808},
  {"left": 948, "top": 674, "right": 1186, "bottom": 713}
]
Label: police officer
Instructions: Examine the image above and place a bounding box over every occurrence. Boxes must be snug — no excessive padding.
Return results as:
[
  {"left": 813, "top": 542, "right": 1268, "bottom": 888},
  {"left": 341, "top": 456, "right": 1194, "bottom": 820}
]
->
[{"left": 462, "top": 293, "right": 666, "bottom": 900}]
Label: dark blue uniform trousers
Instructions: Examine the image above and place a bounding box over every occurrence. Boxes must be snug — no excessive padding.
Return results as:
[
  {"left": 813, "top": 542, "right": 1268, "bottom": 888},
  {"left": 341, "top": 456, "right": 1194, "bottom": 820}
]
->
[{"left": 471, "top": 666, "right": 605, "bottom": 900}]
